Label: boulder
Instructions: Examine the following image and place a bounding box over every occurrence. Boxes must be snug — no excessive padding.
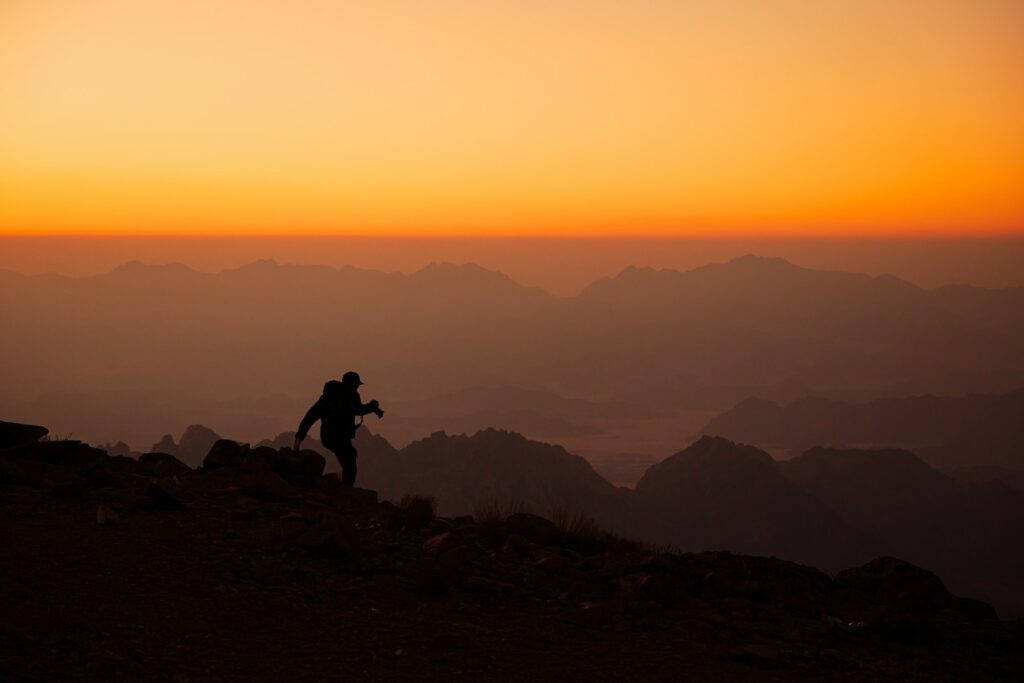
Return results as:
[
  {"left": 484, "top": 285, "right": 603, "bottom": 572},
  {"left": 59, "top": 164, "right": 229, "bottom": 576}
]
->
[
  {"left": 502, "top": 534, "right": 532, "bottom": 558},
  {"left": 267, "top": 448, "right": 326, "bottom": 486},
  {"left": 636, "top": 573, "right": 687, "bottom": 607},
  {"left": 8, "top": 440, "right": 108, "bottom": 468},
  {"left": 0, "top": 420, "right": 48, "bottom": 450},
  {"left": 240, "top": 469, "right": 299, "bottom": 501},
  {"left": 135, "top": 482, "right": 185, "bottom": 511},
  {"left": 96, "top": 504, "right": 120, "bottom": 525},
  {"left": 505, "top": 513, "right": 561, "bottom": 546},
  {"left": 835, "top": 557, "right": 990, "bottom": 616},
  {"left": 241, "top": 446, "right": 280, "bottom": 471},
  {"left": 294, "top": 518, "right": 359, "bottom": 557},
  {"left": 423, "top": 531, "right": 461, "bottom": 553},
  {"left": 137, "top": 452, "right": 191, "bottom": 477},
  {"left": 412, "top": 549, "right": 470, "bottom": 594},
  {"left": 203, "top": 440, "right": 247, "bottom": 470},
  {"left": 329, "top": 486, "right": 378, "bottom": 509}
]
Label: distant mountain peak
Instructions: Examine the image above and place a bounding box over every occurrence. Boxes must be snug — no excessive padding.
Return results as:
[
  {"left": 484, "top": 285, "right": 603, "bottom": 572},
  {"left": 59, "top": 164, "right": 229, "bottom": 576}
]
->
[
  {"left": 235, "top": 259, "right": 279, "bottom": 270},
  {"left": 412, "top": 261, "right": 511, "bottom": 282},
  {"left": 111, "top": 260, "right": 195, "bottom": 274},
  {"left": 725, "top": 254, "right": 796, "bottom": 269}
]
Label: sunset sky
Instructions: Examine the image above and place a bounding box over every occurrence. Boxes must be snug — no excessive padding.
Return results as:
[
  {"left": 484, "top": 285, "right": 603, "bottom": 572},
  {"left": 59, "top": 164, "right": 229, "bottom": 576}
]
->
[{"left": 2, "top": 0, "right": 1022, "bottom": 236}]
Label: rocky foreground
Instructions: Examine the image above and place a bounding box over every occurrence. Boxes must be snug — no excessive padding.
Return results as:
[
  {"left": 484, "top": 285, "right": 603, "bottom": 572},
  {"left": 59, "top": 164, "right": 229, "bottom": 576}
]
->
[{"left": 1, "top": 421, "right": 1022, "bottom": 682}]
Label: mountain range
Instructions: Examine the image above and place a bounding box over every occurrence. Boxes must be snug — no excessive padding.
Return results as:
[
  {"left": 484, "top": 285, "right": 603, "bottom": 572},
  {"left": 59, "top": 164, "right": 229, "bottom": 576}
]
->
[
  {"left": 4, "top": 255, "right": 1023, "bottom": 461},
  {"left": 700, "top": 389, "right": 1024, "bottom": 472}
]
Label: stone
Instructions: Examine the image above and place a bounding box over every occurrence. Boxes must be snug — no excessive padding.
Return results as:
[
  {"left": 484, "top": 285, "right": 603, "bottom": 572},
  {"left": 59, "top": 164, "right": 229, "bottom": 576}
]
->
[
  {"left": 137, "top": 452, "right": 191, "bottom": 478},
  {"left": 96, "top": 504, "right": 120, "bottom": 525},
  {"left": 502, "top": 534, "right": 532, "bottom": 558},
  {"left": 505, "top": 513, "right": 560, "bottom": 546},
  {"left": 423, "top": 532, "right": 461, "bottom": 553},
  {"left": 330, "top": 486, "right": 378, "bottom": 509},
  {"left": 241, "top": 446, "right": 280, "bottom": 471},
  {"left": 294, "top": 518, "right": 359, "bottom": 556},
  {"left": 412, "top": 550, "right": 468, "bottom": 594},
  {"left": 240, "top": 469, "right": 299, "bottom": 501},
  {"left": 203, "top": 440, "right": 247, "bottom": 470},
  {"left": 836, "top": 556, "right": 994, "bottom": 617},
  {"left": 636, "top": 573, "right": 686, "bottom": 607},
  {"left": 465, "top": 576, "right": 516, "bottom": 594},
  {"left": 0, "top": 420, "right": 48, "bottom": 450},
  {"left": 136, "top": 482, "right": 185, "bottom": 511},
  {"left": 50, "top": 482, "right": 83, "bottom": 498},
  {"left": 534, "top": 553, "right": 569, "bottom": 573}
]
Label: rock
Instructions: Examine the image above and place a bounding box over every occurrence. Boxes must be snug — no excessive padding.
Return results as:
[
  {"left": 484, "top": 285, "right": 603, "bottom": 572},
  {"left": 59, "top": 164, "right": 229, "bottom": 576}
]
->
[
  {"left": 241, "top": 446, "right": 279, "bottom": 471},
  {"left": 81, "top": 466, "right": 120, "bottom": 488},
  {"left": 137, "top": 452, "right": 190, "bottom": 478},
  {"left": 19, "top": 441, "right": 108, "bottom": 468},
  {"left": 465, "top": 576, "right": 517, "bottom": 594},
  {"left": 502, "top": 534, "right": 532, "bottom": 558},
  {"left": 636, "top": 573, "right": 687, "bottom": 607},
  {"left": 293, "top": 449, "right": 326, "bottom": 478},
  {"left": 294, "top": 518, "right": 359, "bottom": 556},
  {"left": 96, "top": 504, "right": 120, "bottom": 525},
  {"left": 412, "top": 549, "right": 469, "bottom": 594},
  {"left": 534, "top": 553, "right": 569, "bottom": 573},
  {"left": 505, "top": 513, "right": 561, "bottom": 546},
  {"left": 203, "top": 440, "right": 247, "bottom": 470},
  {"left": 240, "top": 469, "right": 299, "bottom": 501},
  {"left": 330, "top": 486, "right": 378, "bottom": 509},
  {"left": 423, "top": 532, "right": 461, "bottom": 553},
  {"left": 0, "top": 460, "right": 33, "bottom": 487},
  {"left": 393, "top": 496, "right": 435, "bottom": 530},
  {"left": 276, "top": 512, "right": 316, "bottom": 541},
  {"left": 50, "top": 482, "right": 83, "bottom": 498},
  {"left": 136, "top": 482, "right": 185, "bottom": 511},
  {"left": 560, "top": 601, "right": 608, "bottom": 628},
  {"left": 429, "top": 517, "right": 460, "bottom": 532},
  {"left": 0, "top": 420, "right": 49, "bottom": 450},
  {"left": 836, "top": 557, "right": 995, "bottom": 618},
  {"left": 730, "top": 644, "right": 782, "bottom": 669}
]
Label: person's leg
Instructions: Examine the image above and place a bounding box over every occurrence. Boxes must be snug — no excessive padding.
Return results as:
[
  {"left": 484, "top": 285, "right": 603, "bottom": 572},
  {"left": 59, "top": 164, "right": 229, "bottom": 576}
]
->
[{"left": 337, "top": 440, "right": 358, "bottom": 486}]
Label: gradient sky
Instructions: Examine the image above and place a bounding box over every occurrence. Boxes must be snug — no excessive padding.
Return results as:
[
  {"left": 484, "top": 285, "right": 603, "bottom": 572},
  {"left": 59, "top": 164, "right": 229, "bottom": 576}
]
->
[{"left": 2, "top": 0, "right": 1023, "bottom": 236}]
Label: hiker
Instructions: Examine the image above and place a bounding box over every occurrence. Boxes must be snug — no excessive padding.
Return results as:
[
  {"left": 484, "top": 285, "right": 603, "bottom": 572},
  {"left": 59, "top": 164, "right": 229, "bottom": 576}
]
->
[{"left": 293, "top": 371, "right": 383, "bottom": 486}]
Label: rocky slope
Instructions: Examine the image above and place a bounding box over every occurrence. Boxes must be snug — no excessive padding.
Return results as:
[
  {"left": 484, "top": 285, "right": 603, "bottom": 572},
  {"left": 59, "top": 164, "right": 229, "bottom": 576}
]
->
[{"left": 2, "top": 420, "right": 1022, "bottom": 681}]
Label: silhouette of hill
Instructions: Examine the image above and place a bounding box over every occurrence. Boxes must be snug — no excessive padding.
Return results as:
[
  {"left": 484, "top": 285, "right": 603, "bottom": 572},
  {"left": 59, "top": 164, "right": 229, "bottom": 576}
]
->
[
  {"left": 633, "top": 436, "right": 877, "bottom": 571},
  {"left": 700, "top": 389, "right": 1024, "bottom": 470},
  {"left": 359, "top": 428, "right": 632, "bottom": 531},
  {"left": 781, "top": 446, "right": 1024, "bottom": 615},
  {"left": 3, "top": 419, "right": 1021, "bottom": 681}
]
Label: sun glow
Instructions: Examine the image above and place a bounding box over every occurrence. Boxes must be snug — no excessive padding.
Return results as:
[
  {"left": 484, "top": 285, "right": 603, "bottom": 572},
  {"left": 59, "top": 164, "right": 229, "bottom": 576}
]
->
[{"left": 2, "top": 1, "right": 1022, "bottom": 236}]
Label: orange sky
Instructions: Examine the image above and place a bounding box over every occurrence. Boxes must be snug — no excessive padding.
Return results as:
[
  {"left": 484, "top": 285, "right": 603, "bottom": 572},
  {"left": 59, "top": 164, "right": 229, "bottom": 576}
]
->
[{"left": 1, "top": 0, "right": 1023, "bottom": 236}]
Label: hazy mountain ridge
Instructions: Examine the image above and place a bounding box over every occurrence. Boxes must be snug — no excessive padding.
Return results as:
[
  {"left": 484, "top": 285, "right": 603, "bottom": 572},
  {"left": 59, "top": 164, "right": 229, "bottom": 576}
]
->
[
  {"left": 700, "top": 388, "right": 1024, "bottom": 470},
  {"left": 4, "top": 255, "right": 1022, "bottom": 412}
]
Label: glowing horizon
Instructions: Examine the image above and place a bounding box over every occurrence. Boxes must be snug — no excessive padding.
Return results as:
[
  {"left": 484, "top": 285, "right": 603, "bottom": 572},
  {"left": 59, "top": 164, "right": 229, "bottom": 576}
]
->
[{"left": 2, "top": 1, "right": 1023, "bottom": 237}]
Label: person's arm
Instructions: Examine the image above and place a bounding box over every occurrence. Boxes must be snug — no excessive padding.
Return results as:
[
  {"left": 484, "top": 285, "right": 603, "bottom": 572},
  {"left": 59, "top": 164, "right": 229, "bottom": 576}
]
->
[
  {"left": 294, "top": 397, "right": 323, "bottom": 449},
  {"left": 354, "top": 392, "right": 379, "bottom": 417}
]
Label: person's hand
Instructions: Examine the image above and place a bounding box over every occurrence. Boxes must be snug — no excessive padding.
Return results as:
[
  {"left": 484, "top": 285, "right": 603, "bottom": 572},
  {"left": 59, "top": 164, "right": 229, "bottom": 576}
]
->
[{"left": 292, "top": 436, "right": 302, "bottom": 451}]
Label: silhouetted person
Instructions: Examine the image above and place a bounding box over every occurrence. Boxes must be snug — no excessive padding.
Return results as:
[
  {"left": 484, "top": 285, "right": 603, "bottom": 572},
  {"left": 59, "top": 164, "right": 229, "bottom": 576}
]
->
[{"left": 294, "top": 371, "right": 383, "bottom": 486}]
